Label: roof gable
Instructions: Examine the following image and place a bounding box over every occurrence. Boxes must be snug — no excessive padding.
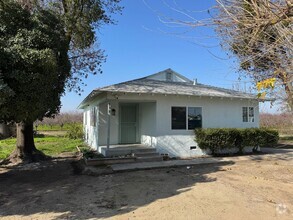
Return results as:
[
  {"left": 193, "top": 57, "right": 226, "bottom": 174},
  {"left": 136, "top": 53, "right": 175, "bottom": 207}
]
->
[{"left": 145, "top": 68, "right": 193, "bottom": 83}]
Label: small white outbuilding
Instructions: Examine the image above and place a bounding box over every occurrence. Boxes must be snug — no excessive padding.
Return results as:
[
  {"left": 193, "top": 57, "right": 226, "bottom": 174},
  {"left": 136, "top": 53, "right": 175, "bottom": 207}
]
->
[{"left": 78, "top": 69, "right": 262, "bottom": 158}]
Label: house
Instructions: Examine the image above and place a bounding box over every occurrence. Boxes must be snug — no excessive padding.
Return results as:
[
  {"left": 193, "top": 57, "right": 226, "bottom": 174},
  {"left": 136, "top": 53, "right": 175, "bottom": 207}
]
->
[{"left": 78, "top": 69, "right": 262, "bottom": 158}]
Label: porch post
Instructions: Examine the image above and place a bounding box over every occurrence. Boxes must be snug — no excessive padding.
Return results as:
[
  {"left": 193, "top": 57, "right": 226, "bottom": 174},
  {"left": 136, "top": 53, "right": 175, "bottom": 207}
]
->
[{"left": 106, "top": 103, "right": 111, "bottom": 151}]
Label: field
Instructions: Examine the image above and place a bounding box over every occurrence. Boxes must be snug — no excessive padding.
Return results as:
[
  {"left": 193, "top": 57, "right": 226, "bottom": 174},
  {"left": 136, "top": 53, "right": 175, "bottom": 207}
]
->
[
  {"left": 0, "top": 136, "right": 84, "bottom": 160},
  {"left": 36, "top": 124, "right": 77, "bottom": 131},
  {"left": 0, "top": 112, "right": 84, "bottom": 160}
]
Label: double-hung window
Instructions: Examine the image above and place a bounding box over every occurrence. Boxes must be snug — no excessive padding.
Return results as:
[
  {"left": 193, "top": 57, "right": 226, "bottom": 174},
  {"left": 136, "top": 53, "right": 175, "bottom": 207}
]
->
[
  {"left": 172, "top": 107, "right": 202, "bottom": 130},
  {"left": 242, "top": 107, "right": 254, "bottom": 122}
]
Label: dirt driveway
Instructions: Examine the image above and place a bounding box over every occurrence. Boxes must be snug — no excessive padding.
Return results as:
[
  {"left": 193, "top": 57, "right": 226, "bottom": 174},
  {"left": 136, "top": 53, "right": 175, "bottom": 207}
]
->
[{"left": 0, "top": 153, "right": 292, "bottom": 220}]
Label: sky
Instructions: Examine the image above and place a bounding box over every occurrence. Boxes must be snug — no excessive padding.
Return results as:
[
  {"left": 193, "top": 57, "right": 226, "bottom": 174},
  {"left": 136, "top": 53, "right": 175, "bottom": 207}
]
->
[{"left": 60, "top": 0, "right": 278, "bottom": 113}]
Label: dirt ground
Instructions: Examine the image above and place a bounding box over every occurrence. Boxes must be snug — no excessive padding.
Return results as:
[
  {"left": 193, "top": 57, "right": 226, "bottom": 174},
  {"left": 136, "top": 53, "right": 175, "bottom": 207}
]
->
[{"left": 0, "top": 155, "right": 292, "bottom": 220}]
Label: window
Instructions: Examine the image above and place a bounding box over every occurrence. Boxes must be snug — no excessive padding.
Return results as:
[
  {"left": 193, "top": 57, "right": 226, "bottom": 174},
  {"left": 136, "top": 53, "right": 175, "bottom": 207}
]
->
[
  {"left": 188, "top": 107, "right": 202, "bottom": 129},
  {"left": 90, "top": 107, "right": 97, "bottom": 126},
  {"left": 242, "top": 107, "right": 254, "bottom": 122},
  {"left": 172, "top": 106, "right": 202, "bottom": 130},
  {"left": 172, "top": 107, "right": 186, "bottom": 129}
]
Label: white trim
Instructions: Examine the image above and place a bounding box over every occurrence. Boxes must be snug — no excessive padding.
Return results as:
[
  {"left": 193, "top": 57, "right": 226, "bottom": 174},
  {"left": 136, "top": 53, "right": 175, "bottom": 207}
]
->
[{"left": 242, "top": 106, "right": 255, "bottom": 123}]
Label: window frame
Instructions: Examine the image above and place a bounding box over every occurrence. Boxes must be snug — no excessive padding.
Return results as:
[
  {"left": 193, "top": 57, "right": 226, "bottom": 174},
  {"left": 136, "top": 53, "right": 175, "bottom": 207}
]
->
[
  {"left": 242, "top": 106, "right": 255, "bottom": 123},
  {"left": 187, "top": 107, "right": 203, "bottom": 130},
  {"left": 171, "top": 106, "right": 187, "bottom": 130},
  {"left": 171, "top": 106, "right": 203, "bottom": 130}
]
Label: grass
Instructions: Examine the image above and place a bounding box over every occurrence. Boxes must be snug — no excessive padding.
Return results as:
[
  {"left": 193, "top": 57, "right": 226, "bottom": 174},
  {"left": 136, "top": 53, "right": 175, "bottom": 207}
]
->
[
  {"left": 279, "top": 135, "right": 293, "bottom": 142},
  {"left": 36, "top": 123, "right": 82, "bottom": 131},
  {"left": 0, "top": 136, "right": 88, "bottom": 160}
]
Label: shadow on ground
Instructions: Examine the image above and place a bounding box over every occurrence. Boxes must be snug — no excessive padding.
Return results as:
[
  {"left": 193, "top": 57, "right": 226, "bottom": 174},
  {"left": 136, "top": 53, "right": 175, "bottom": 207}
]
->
[{"left": 0, "top": 158, "right": 234, "bottom": 219}]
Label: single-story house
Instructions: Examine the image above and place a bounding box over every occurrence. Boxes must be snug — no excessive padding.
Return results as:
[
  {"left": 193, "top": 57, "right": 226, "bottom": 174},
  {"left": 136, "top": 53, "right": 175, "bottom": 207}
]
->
[{"left": 78, "top": 69, "right": 263, "bottom": 158}]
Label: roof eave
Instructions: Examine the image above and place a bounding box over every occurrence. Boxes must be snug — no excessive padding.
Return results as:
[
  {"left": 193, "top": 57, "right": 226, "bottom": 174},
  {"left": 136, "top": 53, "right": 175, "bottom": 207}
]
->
[{"left": 102, "top": 90, "right": 260, "bottom": 100}]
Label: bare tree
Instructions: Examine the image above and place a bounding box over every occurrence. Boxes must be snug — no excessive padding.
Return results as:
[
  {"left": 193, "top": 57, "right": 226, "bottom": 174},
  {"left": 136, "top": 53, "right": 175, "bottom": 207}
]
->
[
  {"left": 153, "top": 0, "right": 293, "bottom": 111},
  {"left": 215, "top": 0, "right": 292, "bottom": 110}
]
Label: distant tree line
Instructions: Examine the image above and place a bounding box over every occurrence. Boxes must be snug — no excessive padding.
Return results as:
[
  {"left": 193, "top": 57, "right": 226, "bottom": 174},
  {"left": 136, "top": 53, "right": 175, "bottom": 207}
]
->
[
  {"left": 34, "top": 112, "right": 83, "bottom": 130},
  {"left": 260, "top": 113, "right": 293, "bottom": 135}
]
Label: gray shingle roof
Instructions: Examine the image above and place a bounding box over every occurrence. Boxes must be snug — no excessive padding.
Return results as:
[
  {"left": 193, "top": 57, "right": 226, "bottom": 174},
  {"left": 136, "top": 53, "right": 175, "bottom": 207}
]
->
[
  {"left": 78, "top": 69, "right": 267, "bottom": 109},
  {"left": 96, "top": 78, "right": 257, "bottom": 99}
]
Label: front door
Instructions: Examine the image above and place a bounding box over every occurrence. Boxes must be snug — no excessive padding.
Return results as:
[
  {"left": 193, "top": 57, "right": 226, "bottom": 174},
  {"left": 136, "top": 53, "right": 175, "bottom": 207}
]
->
[{"left": 120, "top": 104, "right": 138, "bottom": 144}]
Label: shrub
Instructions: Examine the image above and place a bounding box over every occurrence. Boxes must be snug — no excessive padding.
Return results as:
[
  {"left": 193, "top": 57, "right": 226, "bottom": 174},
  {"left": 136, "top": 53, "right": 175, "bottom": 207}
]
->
[
  {"left": 66, "top": 123, "right": 84, "bottom": 139},
  {"left": 195, "top": 128, "right": 279, "bottom": 155},
  {"left": 195, "top": 128, "right": 239, "bottom": 154},
  {"left": 81, "top": 148, "right": 104, "bottom": 159}
]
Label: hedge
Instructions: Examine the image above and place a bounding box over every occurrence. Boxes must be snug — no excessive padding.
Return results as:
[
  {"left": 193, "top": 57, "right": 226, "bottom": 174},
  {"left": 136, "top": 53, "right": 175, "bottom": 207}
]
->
[{"left": 195, "top": 128, "right": 279, "bottom": 155}]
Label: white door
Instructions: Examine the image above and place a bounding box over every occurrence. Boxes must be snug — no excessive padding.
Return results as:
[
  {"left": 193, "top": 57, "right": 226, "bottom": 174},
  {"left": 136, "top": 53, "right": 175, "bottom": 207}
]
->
[{"left": 120, "top": 104, "right": 138, "bottom": 144}]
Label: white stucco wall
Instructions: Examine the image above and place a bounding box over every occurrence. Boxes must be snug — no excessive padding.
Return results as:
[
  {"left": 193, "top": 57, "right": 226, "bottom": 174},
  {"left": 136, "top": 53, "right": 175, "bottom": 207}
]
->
[
  {"left": 83, "top": 107, "right": 99, "bottom": 150},
  {"left": 139, "top": 102, "right": 156, "bottom": 147},
  {"left": 154, "top": 95, "right": 259, "bottom": 157},
  {"left": 84, "top": 92, "right": 259, "bottom": 157},
  {"left": 98, "top": 100, "right": 119, "bottom": 146}
]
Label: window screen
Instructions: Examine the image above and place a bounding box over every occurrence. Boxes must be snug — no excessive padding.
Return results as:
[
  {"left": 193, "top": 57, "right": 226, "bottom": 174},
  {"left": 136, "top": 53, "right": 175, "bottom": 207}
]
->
[
  {"left": 188, "top": 107, "right": 202, "bottom": 129},
  {"left": 172, "top": 107, "right": 186, "bottom": 129},
  {"left": 242, "top": 107, "right": 248, "bottom": 122},
  {"left": 243, "top": 107, "right": 254, "bottom": 122},
  {"left": 248, "top": 107, "right": 254, "bottom": 122}
]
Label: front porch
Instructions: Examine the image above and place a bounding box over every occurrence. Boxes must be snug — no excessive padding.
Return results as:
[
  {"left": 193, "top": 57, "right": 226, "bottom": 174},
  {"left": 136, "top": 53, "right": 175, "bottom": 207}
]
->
[{"left": 97, "top": 99, "right": 157, "bottom": 148}]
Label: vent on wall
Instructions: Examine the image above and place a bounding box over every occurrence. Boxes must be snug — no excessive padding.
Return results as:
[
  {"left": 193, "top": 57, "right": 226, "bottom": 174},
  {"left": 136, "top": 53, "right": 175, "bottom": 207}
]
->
[
  {"left": 190, "top": 146, "right": 197, "bottom": 150},
  {"left": 166, "top": 72, "right": 172, "bottom": 81}
]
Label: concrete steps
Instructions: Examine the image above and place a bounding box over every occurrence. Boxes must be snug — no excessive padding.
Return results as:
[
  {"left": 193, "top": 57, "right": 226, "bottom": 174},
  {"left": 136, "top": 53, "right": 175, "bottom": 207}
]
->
[
  {"left": 100, "top": 145, "right": 163, "bottom": 162},
  {"left": 136, "top": 155, "right": 163, "bottom": 162},
  {"left": 134, "top": 150, "right": 163, "bottom": 162}
]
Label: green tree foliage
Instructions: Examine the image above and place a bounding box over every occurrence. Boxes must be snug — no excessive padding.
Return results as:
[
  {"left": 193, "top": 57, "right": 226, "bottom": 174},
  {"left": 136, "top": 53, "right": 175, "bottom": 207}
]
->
[
  {"left": 0, "top": 0, "right": 121, "bottom": 162},
  {"left": 0, "top": 0, "right": 70, "bottom": 123}
]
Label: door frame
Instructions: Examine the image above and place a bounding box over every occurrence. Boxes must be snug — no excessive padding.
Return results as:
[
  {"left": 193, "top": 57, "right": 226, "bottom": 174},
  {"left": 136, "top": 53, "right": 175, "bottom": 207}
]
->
[{"left": 119, "top": 103, "right": 140, "bottom": 144}]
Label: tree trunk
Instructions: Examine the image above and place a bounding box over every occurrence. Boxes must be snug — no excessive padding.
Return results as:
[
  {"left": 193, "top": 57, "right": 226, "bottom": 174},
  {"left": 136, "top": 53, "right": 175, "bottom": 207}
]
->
[
  {"left": 16, "top": 122, "right": 36, "bottom": 156},
  {"left": 5, "top": 122, "right": 48, "bottom": 164}
]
